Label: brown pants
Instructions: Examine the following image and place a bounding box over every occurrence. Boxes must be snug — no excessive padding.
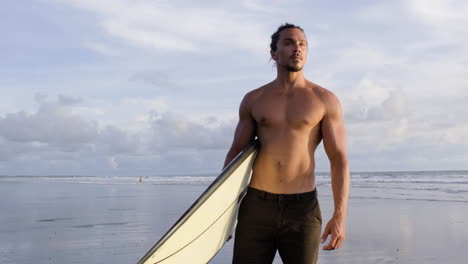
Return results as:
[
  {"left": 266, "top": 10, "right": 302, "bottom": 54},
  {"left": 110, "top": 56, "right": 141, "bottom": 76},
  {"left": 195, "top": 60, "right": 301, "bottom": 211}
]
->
[{"left": 232, "top": 187, "right": 322, "bottom": 264}]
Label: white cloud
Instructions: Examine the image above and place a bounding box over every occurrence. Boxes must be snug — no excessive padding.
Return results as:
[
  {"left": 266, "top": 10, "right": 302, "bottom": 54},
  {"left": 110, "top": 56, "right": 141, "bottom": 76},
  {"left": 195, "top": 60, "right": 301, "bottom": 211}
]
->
[
  {"left": 73, "top": 97, "right": 168, "bottom": 132},
  {"left": 407, "top": 0, "right": 468, "bottom": 24},
  {"left": 150, "top": 111, "right": 235, "bottom": 153},
  {"left": 0, "top": 95, "right": 98, "bottom": 148},
  {"left": 57, "top": 94, "right": 83, "bottom": 105},
  {"left": 0, "top": 139, "right": 42, "bottom": 161},
  {"left": 97, "top": 125, "right": 143, "bottom": 155},
  {"left": 129, "top": 70, "right": 176, "bottom": 90},
  {"left": 0, "top": 94, "right": 237, "bottom": 174},
  {"left": 343, "top": 74, "right": 408, "bottom": 123},
  {"left": 58, "top": 0, "right": 270, "bottom": 54},
  {"left": 367, "top": 90, "right": 407, "bottom": 121},
  {"left": 335, "top": 42, "right": 406, "bottom": 73}
]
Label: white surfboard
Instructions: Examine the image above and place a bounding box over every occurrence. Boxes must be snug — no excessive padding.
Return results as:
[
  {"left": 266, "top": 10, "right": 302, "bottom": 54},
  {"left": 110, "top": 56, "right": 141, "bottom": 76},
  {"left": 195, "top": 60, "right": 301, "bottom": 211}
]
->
[{"left": 137, "top": 140, "right": 258, "bottom": 264}]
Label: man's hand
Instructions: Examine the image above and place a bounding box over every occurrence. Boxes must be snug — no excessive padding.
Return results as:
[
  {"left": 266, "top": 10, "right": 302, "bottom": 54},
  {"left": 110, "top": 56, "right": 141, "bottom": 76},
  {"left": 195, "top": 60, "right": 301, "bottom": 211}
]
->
[{"left": 320, "top": 216, "right": 346, "bottom": 250}]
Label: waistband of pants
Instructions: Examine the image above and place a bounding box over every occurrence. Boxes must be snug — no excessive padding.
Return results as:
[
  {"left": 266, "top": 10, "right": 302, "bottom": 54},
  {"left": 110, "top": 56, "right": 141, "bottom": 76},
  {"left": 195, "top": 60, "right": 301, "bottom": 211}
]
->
[{"left": 247, "top": 186, "right": 317, "bottom": 201}]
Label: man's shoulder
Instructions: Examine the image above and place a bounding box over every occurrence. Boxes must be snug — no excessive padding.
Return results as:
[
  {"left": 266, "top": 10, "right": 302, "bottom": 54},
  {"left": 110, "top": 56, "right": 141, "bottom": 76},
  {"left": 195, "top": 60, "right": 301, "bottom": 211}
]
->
[
  {"left": 308, "top": 82, "right": 340, "bottom": 106},
  {"left": 243, "top": 83, "right": 271, "bottom": 102},
  {"left": 307, "top": 82, "right": 341, "bottom": 116},
  {"left": 239, "top": 85, "right": 267, "bottom": 112}
]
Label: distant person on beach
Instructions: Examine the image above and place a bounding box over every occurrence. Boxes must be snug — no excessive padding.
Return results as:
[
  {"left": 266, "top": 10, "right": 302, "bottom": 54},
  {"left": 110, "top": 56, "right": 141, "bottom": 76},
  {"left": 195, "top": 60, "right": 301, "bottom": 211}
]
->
[{"left": 224, "top": 23, "right": 350, "bottom": 264}]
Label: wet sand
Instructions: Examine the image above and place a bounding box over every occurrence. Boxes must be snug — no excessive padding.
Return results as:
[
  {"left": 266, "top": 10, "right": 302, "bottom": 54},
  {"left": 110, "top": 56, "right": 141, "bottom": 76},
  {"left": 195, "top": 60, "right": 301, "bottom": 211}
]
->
[{"left": 1, "top": 180, "right": 467, "bottom": 263}]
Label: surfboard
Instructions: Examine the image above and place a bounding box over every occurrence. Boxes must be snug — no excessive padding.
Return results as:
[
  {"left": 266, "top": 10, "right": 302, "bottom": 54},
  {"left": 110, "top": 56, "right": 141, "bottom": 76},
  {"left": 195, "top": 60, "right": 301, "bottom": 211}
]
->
[{"left": 137, "top": 140, "right": 258, "bottom": 264}]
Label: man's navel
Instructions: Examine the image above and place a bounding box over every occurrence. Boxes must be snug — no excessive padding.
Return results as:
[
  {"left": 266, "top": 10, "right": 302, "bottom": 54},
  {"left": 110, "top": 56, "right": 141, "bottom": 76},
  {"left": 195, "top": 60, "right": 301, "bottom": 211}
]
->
[{"left": 276, "top": 160, "right": 283, "bottom": 170}]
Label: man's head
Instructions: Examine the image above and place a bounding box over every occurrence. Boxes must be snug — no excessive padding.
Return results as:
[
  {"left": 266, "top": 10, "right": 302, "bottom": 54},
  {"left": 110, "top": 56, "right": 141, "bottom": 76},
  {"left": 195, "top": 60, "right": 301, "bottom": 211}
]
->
[{"left": 270, "top": 23, "right": 308, "bottom": 72}]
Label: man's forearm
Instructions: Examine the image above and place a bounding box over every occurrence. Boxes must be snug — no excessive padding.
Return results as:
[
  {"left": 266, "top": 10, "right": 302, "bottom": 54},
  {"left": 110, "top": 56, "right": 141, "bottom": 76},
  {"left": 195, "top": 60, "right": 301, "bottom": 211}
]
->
[{"left": 330, "top": 155, "right": 350, "bottom": 219}]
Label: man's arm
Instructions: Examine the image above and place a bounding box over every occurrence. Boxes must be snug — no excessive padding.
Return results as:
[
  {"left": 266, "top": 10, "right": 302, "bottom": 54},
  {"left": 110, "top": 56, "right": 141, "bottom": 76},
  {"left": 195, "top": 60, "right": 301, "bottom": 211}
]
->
[
  {"left": 223, "top": 92, "right": 256, "bottom": 169},
  {"left": 320, "top": 92, "right": 350, "bottom": 250}
]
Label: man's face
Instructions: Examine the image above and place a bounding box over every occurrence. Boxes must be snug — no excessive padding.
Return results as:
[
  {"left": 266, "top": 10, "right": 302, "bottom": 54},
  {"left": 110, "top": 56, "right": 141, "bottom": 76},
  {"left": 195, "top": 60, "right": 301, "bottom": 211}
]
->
[{"left": 271, "top": 28, "right": 308, "bottom": 72}]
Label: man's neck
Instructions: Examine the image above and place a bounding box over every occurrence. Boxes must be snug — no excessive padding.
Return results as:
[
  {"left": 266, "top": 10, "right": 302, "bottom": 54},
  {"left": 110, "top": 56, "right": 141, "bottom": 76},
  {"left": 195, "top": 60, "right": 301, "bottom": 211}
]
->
[{"left": 275, "top": 69, "right": 306, "bottom": 90}]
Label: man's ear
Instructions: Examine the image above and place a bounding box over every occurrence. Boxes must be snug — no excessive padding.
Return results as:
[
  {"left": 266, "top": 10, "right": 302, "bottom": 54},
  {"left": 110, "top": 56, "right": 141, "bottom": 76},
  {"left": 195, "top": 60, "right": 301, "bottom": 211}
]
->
[{"left": 270, "top": 50, "right": 277, "bottom": 61}]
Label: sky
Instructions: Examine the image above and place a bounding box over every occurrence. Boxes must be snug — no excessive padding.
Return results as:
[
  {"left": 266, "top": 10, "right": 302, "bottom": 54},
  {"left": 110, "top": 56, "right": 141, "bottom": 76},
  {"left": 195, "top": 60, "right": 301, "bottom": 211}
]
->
[{"left": 1, "top": 0, "right": 468, "bottom": 176}]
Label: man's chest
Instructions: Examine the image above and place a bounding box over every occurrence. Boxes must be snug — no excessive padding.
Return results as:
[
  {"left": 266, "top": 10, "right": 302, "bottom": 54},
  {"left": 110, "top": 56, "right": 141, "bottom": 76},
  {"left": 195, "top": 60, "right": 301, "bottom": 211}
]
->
[{"left": 251, "top": 92, "right": 325, "bottom": 129}]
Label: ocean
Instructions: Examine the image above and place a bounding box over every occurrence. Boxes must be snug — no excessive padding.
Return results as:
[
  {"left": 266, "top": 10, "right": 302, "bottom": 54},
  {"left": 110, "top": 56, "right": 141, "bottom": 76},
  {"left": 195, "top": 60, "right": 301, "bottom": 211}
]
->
[
  {"left": 4, "top": 170, "right": 467, "bottom": 201},
  {"left": 1, "top": 171, "right": 468, "bottom": 263}
]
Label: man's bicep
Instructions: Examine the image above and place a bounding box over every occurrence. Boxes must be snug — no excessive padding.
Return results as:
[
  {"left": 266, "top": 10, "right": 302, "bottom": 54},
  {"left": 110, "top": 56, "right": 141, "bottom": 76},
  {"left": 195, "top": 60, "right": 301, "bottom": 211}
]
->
[
  {"left": 232, "top": 116, "right": 256, "bottom": 148},
  {"left": 230, "top": 95, "right": 256, "bottom": 152},
  {"left": 321, "top": 99, "right": 347, "bottom": 159}
]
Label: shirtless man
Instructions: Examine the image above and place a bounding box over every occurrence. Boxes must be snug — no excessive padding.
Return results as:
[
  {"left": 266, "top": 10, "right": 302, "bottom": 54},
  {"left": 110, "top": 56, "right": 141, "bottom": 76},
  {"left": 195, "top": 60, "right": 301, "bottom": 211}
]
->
[{"left": 224, "top": 23, "right": 350, "bottom": 264}]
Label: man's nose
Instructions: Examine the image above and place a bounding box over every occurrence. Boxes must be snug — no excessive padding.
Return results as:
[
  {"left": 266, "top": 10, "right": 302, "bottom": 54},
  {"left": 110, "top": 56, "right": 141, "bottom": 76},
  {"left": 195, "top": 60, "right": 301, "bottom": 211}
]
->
[
  {"left": 293, "top": 44, "right": 301, "bottom": 53},
  {"left": 293, "top": 42, "right": 301, "bottom": 52}
]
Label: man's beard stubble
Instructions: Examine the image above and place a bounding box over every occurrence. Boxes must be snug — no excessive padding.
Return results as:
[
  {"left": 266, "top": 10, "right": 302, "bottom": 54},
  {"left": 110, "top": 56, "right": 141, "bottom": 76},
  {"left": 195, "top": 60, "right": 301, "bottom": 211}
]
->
[
  {"left": 286, "top": 64, "right": 303, "bottom": 72},
  {"left": 274, "top": 60, "right": 304, "bottom": 72}
]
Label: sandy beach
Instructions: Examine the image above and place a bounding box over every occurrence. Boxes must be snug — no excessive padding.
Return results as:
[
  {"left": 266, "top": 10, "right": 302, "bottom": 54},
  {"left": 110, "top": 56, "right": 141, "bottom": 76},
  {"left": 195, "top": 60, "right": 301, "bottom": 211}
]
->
[{"left": 1, "top": 174, "right": 467, "bottom": 264}]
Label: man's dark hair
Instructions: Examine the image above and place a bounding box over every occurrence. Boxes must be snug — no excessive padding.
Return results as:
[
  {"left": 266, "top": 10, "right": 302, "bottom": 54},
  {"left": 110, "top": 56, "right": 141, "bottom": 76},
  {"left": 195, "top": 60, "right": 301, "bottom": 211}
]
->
[{"left": 270, "top": 23, "right": 305, "bottom": 52}]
